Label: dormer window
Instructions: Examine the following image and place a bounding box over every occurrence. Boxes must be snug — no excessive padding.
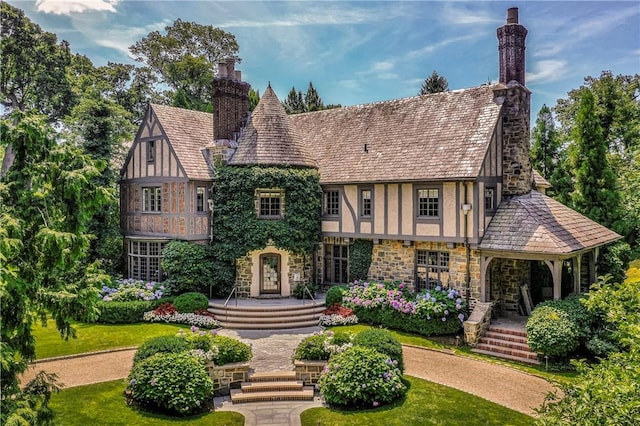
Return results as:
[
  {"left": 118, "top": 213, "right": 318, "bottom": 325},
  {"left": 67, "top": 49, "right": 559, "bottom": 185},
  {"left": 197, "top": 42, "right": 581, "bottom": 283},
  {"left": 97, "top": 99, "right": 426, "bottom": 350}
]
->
[
  {"left": 147, "top": 140, "right": 156, "bottom": 162},
  {"left": 256, "top": 189, "right": 284, "bottom": 219}
]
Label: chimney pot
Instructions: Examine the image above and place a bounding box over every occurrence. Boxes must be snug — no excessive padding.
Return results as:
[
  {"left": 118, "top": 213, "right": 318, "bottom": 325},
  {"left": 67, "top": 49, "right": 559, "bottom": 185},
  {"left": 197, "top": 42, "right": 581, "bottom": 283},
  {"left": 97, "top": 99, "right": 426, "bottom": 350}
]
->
[
  {"left": 506, "top": 7, "right": 518, "bottom": 24},
  {"left": 234, "top": 70, "right": 242, "bottom": 81}
]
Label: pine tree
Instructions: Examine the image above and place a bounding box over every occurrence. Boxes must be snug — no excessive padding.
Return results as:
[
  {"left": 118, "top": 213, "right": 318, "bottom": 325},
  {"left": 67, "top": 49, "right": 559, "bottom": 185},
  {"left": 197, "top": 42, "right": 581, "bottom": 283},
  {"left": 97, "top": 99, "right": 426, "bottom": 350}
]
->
[
  {"left": 530, "top": 105, "right": 560, "bottom": 179},
  {"left": 419, "top": 70, "right": 449, "bottom": 95},
  {"left": 304, "top": 82, "right": 324, "bottom": 112},
  {"left": 570, "top": 90, "right": 620, "bottom": 229},
  {"left": 283, "top": 86, "right": 305, "bottom": 114}
]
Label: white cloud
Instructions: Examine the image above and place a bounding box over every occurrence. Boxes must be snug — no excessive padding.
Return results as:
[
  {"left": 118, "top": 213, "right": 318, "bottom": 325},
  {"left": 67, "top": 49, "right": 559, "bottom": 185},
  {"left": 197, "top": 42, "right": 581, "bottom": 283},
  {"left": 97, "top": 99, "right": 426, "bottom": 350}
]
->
[
  {"left": 526, "top": 60, "right": 568, "bottom": 84},
  {"left": 407, "top": 34, "right": 477, "bottom": 59},
  {"left": 35, "top": 0, "right": 119, "bottom": 15},
  {"left": 440, "top": 4, "right": 502, "bottom": 26}
]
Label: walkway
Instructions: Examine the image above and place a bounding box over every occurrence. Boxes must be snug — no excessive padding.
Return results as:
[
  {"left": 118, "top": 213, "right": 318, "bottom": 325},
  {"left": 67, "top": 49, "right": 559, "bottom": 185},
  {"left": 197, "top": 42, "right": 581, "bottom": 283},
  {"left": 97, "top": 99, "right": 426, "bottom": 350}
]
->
[{"left": 21, "top": 329, "right": 558, "bottom": 425}]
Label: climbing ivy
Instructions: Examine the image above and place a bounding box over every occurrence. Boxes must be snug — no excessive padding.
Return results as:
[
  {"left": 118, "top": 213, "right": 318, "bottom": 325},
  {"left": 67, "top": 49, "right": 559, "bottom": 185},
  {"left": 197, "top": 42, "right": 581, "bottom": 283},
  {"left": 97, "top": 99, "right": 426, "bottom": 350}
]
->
[
  {"left": 349, "top": 239, "right": 373, "bottom": 282},
  {"left": 210, "top": 165, "right": 322, "bottom": 294}
]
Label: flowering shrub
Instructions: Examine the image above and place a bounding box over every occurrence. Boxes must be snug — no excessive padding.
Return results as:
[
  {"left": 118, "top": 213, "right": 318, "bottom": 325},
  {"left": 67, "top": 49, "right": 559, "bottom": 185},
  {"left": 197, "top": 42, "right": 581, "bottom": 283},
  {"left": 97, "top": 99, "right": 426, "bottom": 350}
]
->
[
  {"left": 153, "top": 302, "right": 177, "bottom": 316},
  {"left": 100, "top": 278, "right": 164, "bottom": 302},
  {"left": 342, "top": 281, "right": 467, "bottom": 336},
  {"left": 125, "top": 352, "right": 213, "bottom": 415},
  {"left": 293, "top": 330, "right": 353, "bottom": 361},
  {"left": 526, "top": 305, "right": 580, "bottom": 357},
  {"left": 353, "top": 328, "right": 404, "bottom": 373},
  {"left": 143, "top": 311, "right": 221, "bottom": 329},
  {"left": 319, "top": 304, "right": 359, "bottom": 327},
  {"left": 318, "top": 345, "right": 406, "bottom": 408},
  {"left": 133, "top": 335, "right": 190, "bottom": 364},
  {"left": 210, "top": 335, "right": 252, "bottom": 365}
]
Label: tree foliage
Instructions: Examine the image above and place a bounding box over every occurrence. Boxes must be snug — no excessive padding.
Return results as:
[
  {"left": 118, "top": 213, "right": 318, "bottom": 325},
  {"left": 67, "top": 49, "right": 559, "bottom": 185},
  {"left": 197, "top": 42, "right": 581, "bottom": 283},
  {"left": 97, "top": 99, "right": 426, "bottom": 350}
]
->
[
  {"left": 530, "top": 104, "right": 561, "bottom": 180},
  {"left": 129, "top": 18, "right": 240, "bottom": 112},
  {"left": 419, "top": 70, "right": 449, "bottom": 95},
  {"left": 0, "top": 111, "right": 111, "bottom": 423},
  {"left": 282, "top": 82, "right": 340, "bottom": 114},
  {"left": 569, "top": 90, "right": 620, "bottom": 231}
]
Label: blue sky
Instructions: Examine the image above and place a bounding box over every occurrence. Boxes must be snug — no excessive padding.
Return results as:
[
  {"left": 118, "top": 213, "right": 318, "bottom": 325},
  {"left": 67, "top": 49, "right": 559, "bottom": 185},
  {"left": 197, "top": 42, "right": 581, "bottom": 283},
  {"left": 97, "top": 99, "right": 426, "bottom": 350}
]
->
[{"left": 7, "top": 0, "right": 640, "bottom": 118}]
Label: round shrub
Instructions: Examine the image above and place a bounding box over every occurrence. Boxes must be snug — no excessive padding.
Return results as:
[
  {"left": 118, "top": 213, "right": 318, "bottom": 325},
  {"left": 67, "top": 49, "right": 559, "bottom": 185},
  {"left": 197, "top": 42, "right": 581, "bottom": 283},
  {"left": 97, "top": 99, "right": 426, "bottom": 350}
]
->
[
  {"left": 526, "top": 305, "right": 580, "bottom": 357},
  {"left": 293, "top": 332, "right": 331, "bottom": 361},
  {"left": 325, "top": 285, "right": 348, "bottom": 307},
  {"left": 126, "top": 352, "right": 213, "bottom": 415},
  {"left": 353, "top": 328, "right": 404, "bottom": 373},
  {"left": 173, "top": 292, "right": 209, "bottom": 313},
  {"left": 318, "top": 345, "right": 406, "bottom": 408},
  {"left": 210, "top": 335, "right": 252, "bottom": 365},
  {"left": 133, "top": 335, "right": 190, "bottom": 364},
  {"left": 537, "top": 295, "right": 595, "bottom": 342}
]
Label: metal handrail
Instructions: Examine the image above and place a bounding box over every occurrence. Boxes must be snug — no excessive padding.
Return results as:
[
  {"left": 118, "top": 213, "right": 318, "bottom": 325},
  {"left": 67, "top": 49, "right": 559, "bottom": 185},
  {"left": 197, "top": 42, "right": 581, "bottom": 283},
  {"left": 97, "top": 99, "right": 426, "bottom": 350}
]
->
[
  {"left": 301, "top": 283, "right": 316, "bottom": 306},
  {"left": 223, "top": 286, "right": 238, "bottom": 322}
]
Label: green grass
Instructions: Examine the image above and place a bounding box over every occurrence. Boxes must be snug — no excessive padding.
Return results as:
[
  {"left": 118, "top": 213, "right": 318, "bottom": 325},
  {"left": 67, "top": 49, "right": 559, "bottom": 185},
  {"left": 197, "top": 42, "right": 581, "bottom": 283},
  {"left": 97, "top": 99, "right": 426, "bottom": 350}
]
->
[
  {"left": 301, "top": 375, "right": 533, "bottom": 426},
  {"left": 49, "top": 380, "right": 244, "bottom": 425},
  {"left": 33, "top": 320, "right": 188, "bottom": 359}
]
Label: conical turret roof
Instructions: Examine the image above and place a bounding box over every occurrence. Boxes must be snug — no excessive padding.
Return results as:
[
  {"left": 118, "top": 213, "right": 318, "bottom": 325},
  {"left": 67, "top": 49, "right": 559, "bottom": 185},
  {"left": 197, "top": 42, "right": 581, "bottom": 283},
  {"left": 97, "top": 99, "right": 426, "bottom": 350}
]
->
[{"left": 229, "top": 85, "right": 317, "bottom": 168}]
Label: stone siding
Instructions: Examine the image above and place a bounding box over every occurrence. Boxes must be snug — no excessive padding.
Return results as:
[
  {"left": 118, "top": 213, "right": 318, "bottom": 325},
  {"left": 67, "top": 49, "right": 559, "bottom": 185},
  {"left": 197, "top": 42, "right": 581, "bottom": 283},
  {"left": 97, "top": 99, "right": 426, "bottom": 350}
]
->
[
  {"left": 235, "top": 249, "right": 311, "bottom": 297},
  {"left": 294, "top": 360, "right": 327, "bottom": 385},
  {"left": 490, "top": 258, "right": 530, "bottom": 313},
  {"left": 207, "top": 361, "right": 250, "bottom": 396}
]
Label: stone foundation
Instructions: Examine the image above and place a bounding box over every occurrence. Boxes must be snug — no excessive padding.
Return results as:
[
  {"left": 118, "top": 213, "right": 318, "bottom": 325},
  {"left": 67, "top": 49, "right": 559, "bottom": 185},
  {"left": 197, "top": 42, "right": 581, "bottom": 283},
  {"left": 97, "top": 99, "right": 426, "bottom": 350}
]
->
[
  {"left": 294, "top": 360, "right": 327, "bottom": 385},
  {"left": 207, "top": 361, "right": 250, "bottom": 396}
]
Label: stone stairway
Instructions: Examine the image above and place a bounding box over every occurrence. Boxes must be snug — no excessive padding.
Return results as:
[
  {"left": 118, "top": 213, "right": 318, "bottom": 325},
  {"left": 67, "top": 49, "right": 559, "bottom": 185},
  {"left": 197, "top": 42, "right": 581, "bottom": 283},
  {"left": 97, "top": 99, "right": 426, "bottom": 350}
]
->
[
  {"left": 230, "top": 371, "right": 315, "bottom": 404},
  {"left": 208, "top": 300, "right": 325, "bottom": 329},
  {"left": 471, "top": 323, "right": 540, "bottom": 365}
]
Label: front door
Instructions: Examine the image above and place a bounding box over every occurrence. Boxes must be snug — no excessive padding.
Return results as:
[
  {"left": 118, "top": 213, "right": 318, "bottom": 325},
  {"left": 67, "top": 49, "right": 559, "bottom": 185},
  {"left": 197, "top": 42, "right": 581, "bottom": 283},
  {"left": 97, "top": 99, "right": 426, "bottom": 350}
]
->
[{"left": 260, "top": 253, "right": 281, "bottom": 294}]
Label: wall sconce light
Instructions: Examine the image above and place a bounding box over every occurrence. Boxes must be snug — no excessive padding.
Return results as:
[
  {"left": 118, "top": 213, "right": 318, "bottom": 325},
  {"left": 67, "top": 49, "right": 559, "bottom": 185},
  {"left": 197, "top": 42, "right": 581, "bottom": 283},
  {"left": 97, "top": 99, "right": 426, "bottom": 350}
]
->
[
  {"left": 403, "top": 240, "right": 412, "bottom": 247},
  {"left": 207, "top": 199, "right": 214, "bottom": 211},
  {"left": 461, "top": 203, "right": 472, "bottom": 215}
]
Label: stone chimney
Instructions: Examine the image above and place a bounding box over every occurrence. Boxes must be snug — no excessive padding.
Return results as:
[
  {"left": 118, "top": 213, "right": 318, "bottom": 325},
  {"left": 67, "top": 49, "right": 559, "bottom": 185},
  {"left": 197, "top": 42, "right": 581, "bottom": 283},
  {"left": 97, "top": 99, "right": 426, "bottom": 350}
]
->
[
  {"left": 212, "top": 58, "right": 251, "bottom": 155},
  {"left": 495, "top": 7, "right": 532, "bottom": 196}
]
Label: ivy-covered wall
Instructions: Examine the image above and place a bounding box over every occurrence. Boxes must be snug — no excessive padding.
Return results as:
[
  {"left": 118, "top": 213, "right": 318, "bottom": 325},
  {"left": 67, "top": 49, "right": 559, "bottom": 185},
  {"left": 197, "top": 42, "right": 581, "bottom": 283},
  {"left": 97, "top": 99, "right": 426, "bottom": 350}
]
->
[{"left": 210, "top": 165, "right": 322, "bottom": 294}]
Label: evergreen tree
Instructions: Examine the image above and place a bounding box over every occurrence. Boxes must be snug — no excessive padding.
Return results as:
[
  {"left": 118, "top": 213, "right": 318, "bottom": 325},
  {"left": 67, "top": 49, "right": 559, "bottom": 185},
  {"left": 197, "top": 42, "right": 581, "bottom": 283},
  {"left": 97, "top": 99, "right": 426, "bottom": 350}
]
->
[
  {"left": 304, "top": 81, "right": 324, "bottom": 112},
  {"left": 570, "top": 90, "right": 620, "bottom": 229},
  {"left": 531, "top": 104, "right": 560, "bottom": 179},
  {"left": 248, "top": 88, "right": 260, "bottom": 112},
  {"left": 419, "top": 70, "right": 449, "bottom": 95},
  {"left": 283, "top": 86, "right": 305, "bottom": 114}
]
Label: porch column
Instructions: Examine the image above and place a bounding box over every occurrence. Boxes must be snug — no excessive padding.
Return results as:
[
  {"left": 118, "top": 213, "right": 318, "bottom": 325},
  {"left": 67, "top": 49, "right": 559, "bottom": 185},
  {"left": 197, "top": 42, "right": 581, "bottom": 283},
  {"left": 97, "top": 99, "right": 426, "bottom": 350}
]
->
[
  {"left": 480, "top": 256, "right": 493, "bottom": 302},
  {"left": 544, "top": 260, "right": 563, "bottom": 300},
  {"left": 573, "top": 254, "right": 582, "bottom": 294}
]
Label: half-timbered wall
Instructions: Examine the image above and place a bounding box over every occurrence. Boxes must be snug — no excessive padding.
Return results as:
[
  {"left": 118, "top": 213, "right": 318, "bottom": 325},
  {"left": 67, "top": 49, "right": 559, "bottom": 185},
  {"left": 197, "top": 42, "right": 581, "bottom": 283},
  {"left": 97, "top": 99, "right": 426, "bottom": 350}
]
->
[{"left": 321, "top": 180, "right": 480, "bottom": 245}]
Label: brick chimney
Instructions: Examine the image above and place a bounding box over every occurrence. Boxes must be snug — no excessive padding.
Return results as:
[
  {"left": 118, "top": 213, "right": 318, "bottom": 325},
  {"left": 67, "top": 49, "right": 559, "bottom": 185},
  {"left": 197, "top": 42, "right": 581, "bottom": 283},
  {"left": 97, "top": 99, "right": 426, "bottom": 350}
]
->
[
  {"left": 211, "top": 58, "right": 251, "bottom": 164},
  {"left": 495, "top": 7, "right": 532, "bottom": 196}
]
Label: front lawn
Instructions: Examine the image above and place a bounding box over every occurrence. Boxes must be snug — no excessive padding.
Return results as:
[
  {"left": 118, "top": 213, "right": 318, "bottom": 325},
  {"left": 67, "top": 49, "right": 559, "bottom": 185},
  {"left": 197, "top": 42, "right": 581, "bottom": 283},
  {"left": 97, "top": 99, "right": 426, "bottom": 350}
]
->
[
  {"left": 301, "top": 375, "right": 533, "bottom": 425},
  {"left": 33, "top": 319, "right": 188, "bottom": 359},
  {"left": 49, "top": 380, "right": 243, "bottom": 425}
]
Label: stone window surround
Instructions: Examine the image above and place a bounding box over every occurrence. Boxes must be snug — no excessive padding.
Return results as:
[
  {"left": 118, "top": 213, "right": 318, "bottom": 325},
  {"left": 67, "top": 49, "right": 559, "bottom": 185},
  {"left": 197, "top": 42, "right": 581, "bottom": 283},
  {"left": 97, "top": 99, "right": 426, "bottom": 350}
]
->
[{"left": 255, "top": 188, "right": 285, "bottom": 219}]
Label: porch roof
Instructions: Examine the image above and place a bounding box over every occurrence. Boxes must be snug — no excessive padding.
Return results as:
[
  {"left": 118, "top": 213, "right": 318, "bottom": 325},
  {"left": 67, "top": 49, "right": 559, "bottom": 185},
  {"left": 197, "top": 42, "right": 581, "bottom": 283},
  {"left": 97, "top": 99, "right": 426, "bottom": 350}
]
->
[{"left": 479, "top": 191, "right": 621, "bottom": 255}]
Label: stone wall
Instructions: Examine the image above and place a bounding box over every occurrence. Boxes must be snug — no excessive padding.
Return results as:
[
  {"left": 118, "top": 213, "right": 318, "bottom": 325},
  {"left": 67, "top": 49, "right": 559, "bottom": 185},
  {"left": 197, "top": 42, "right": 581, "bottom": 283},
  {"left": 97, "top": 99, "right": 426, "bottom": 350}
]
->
[
  {"left": 235, "top": 249, "right": 311, "bottom": 297},
  {"left": 207, "top": 361, "right": 250, "bottom": 396},
  {"left": 490, "top": 258, "right": 530, "bottom": 313},
  {"left": 294, "top": 360, "right": 327, "bottom": 385}
]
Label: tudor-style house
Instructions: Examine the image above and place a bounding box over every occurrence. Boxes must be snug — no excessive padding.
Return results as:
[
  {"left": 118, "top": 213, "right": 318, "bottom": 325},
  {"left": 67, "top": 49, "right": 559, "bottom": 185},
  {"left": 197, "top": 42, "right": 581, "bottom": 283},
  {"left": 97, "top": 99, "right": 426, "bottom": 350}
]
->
[{"left": 120, "top": 8, "right": 620, "bottom": 316}]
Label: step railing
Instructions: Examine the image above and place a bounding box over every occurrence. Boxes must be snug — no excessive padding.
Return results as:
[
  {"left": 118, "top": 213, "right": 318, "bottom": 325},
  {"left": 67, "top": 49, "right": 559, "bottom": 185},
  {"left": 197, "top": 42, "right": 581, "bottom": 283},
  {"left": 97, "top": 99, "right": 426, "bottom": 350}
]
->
[
  {"left": 300, "top": 283, "right": 316, "bottom": 306},
  {"left": 223, "top": 286, "right": 238, "bottom": 322}
]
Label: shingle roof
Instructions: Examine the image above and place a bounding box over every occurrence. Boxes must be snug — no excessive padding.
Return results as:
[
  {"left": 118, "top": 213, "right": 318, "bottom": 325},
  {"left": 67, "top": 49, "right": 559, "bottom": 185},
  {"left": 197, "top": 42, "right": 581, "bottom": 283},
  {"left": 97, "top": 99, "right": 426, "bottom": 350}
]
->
[
  {"left": 150, "top": 103, "right": 214, "bottom": 180},
  {"left": 479, "top": 191, "right": 621, "bottom": 254},
  {"left": 289, "top": 85, "right": 503, "bottom": 184},
  {"left": 229, "top": 85, "right": 317, "bottom": 168}
]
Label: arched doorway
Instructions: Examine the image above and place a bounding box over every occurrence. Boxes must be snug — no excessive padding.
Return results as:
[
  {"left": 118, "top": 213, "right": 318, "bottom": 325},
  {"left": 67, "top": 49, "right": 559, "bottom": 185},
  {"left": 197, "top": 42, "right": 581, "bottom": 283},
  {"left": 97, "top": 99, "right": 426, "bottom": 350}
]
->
[{"left": 260, "top": 253, "right": 281, "bottom": 294}]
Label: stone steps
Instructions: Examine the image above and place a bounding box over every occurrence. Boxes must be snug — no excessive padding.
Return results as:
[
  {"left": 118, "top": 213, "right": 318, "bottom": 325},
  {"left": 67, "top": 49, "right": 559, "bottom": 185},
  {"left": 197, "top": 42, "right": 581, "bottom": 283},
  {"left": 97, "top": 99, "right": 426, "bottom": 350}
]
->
[
  {"left": 208, "top": 302, "right": 325, "bottom": 329},
  {"left": 230, "top": 371, "right": 315, "bottom": 404},
  {"left": 471, "top": 324, "right": 540, "bottom": 365}
]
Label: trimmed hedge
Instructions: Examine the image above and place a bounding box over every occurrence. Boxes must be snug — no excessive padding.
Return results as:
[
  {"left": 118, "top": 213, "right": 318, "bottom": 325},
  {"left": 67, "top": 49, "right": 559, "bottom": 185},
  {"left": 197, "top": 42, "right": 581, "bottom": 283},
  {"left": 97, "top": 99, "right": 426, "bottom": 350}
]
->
[
  {"left": 95, "top": 298, "right": 173, "bottom": 323},
  {"left": 173, "top": 292, "right": 209, "bottom": 313},
  {"left": 352, "top": 306, "right": 462, "bottom": 336}
]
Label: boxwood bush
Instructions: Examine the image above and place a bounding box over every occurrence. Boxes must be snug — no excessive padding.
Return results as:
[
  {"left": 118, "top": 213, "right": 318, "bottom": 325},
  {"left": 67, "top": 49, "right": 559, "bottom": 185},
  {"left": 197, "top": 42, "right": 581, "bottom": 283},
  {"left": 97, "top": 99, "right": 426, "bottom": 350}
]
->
[
  {"left": 325, "top": 285, "right": 348, "bottom": 307},
  {"left": 173, "top": 292, "right": 209, "bottom": 313},
  {"left": 526, "top": 305, "right": 580, "bottom": 357},
  {"left": 133, "top": 336, "right": 190, "bottom": 364},
  {"left": 125, "top": 352, "right": 213, "bottom": 416},
  {"left": 353, "top": 328, "right": 404, "bottom": 373},
  {"left": 318, "top": 345, "right": 406, "bottom": 408},
  {"left": 95, "top": 298, "right": 173, "bottom": 323}
]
